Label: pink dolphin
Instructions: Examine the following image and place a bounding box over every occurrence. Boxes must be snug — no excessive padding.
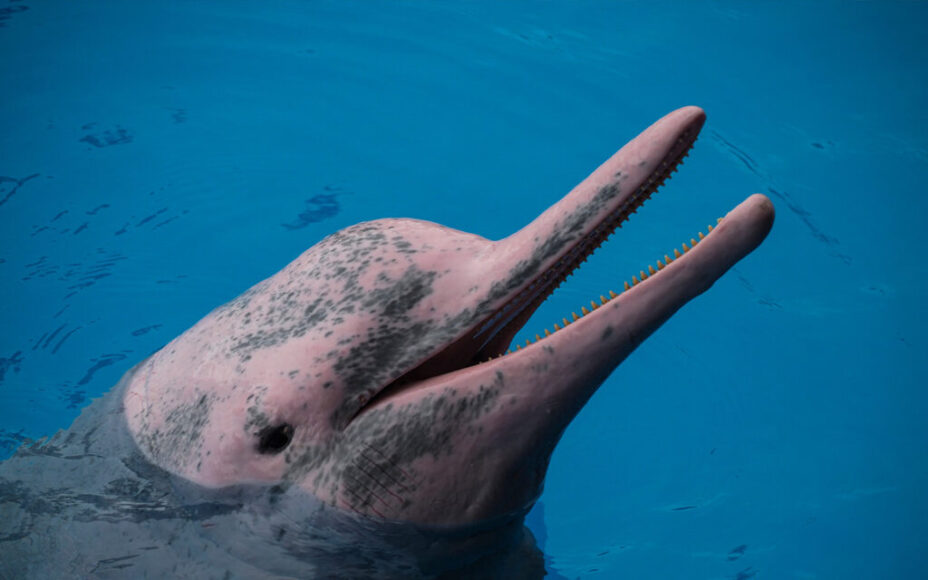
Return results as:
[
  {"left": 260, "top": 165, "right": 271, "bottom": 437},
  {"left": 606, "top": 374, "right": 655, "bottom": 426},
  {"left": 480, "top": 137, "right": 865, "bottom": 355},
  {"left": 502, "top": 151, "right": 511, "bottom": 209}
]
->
[
  {"left": 125, "top": 106, "right": 773, "bottom": 526},
  {"left": 0, "top": 106, "right": 773, "bottom": 578}
]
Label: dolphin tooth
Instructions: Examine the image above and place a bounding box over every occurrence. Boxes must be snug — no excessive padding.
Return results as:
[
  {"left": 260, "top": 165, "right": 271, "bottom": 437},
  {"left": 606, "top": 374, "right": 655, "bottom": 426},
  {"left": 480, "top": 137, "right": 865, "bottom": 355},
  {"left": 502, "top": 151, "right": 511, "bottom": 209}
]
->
[
  {"left": 581, "top": 306, "right": 590, "bottom": 316},
  {"left": 657, "top": 260, "right": 665, "bottom": 270},
  {"left": 648, "top": 265, "right": 657, "bottom": 275},
  {"left": 624, "top": 281, "right": 631, "bottom": 291},
  {"left": 632, "top": 275, "right": 640, "bottom": 285},
  {"left": 674, "top": 248, "right": 682, "bottom": 258},
  {"left": 698, "top": 231, "right": 705, "bottom": 240},
  {"left": 608, "top": 290, "right": 618, "bottom": 299}
]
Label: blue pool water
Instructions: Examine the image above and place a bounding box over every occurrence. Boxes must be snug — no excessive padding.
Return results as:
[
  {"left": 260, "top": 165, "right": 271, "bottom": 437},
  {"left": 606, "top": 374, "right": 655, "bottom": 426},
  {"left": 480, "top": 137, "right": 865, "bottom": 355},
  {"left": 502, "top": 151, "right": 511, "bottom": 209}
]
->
[{"left": 1, "top": 2, "right": 926, "bottom": 578}]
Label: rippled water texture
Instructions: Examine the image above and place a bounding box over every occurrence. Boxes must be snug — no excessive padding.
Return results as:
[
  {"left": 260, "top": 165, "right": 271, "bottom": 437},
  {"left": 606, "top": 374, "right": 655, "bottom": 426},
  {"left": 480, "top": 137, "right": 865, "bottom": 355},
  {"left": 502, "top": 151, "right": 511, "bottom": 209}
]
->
[{"left": 1, "top": 2, "right": 926, "bottom": 577}]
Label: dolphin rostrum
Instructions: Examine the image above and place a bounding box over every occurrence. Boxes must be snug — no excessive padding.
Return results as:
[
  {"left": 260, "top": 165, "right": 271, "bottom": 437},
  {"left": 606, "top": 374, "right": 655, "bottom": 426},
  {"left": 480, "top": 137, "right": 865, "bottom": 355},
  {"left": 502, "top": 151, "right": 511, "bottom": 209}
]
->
[{"left": 0, "top": 106, "right": 774, "bottom": 578}]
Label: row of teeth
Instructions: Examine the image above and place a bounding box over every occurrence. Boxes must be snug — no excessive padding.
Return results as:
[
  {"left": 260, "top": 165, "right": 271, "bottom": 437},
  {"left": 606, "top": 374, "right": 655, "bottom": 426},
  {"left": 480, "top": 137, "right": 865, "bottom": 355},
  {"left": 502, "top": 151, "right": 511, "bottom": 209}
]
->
[
  {"left": 496, "top": 217, "right": 722, "bottom": 356},
  {"left": 473, "top": 136, "right": 699, "bottom": 358},
  {"left": 592, "top": 144, "right": 691, "bottom": 242},
  {"left": 496, "top": 144, "right": 696, "bottom": 328},
  {"left": 561, "top": 138, "right": 698, "bottom": 283},
  {"left": 472, "top": 179, "right": 666, "bottom": 346},
  {"left": 474, "top": 139, "right": 697, "bottom": 345}
]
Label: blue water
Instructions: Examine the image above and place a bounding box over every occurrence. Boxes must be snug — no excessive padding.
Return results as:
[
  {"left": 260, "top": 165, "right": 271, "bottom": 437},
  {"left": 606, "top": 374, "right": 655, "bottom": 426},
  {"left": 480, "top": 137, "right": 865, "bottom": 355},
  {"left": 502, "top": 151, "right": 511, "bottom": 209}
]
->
[{"left": 2, "top": 2, "right": 926, "bottom": 578}]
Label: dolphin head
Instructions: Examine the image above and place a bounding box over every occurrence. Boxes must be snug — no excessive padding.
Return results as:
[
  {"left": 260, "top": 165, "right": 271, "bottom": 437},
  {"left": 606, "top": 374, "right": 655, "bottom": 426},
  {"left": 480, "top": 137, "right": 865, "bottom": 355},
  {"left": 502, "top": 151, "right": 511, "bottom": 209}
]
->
[{"left": 124, "top": 106, "right": 774, "bottom": 527}]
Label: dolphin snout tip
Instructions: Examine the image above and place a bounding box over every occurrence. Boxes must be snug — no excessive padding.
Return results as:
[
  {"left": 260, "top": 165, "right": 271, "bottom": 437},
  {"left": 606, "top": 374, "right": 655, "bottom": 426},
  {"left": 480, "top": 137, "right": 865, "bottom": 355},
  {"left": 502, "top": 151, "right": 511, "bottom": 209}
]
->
[
  {"left": 680, "top": 104, "right": 706, "bottom": 118},
  {"left": 746, "top": 193, "right": 776, "bottom": 231},
  {"left": 675, "top": 105, "right": 707, "bottom": 127},
  {"left": 725, "top": 194, "right": 775, "bottom": 252}
]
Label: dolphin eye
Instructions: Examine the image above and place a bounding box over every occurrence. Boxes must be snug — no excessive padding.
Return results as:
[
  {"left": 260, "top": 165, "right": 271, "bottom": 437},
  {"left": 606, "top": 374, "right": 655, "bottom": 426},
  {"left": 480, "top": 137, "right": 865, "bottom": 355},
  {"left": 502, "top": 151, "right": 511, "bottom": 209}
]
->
[{"left": 256, "top": 424, "right": 294, "bottom": 454}]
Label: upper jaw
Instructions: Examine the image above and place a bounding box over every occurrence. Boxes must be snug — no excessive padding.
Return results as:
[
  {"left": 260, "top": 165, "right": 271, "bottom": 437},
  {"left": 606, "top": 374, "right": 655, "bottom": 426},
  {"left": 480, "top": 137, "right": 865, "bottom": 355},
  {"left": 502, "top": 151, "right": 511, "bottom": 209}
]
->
[
  {"left": 351, "top": 106, "right": 714, "bottom": 418},
  {"left": 469, "top": 105, "right": 708, "bottom": 357}
]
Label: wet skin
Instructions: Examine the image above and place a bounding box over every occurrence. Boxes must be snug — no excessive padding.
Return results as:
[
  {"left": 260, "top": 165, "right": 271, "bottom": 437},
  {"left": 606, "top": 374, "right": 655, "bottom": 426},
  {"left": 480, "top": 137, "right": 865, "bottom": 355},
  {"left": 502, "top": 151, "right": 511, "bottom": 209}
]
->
[
  {"left": 0, "top": 106, "right": 773, "bottom": 578},
  {"left": 123, "top": 106, "right": 774, "bottom": 527}
]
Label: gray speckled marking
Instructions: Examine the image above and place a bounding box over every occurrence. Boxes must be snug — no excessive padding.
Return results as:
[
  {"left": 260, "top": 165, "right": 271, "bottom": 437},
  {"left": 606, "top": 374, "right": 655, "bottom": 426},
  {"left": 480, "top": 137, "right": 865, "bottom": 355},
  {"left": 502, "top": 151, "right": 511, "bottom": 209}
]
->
[
  {"left": 243, "top": 386, "right": 272, "bottom": 435},
  {"left": 335, "top": 373, "right": 504, "bottom": 517},
  {"left": 601, "top": 325, "right": 614, "bottom": 341},
  {"left": 134, "top": 392, "right": 215, "bottom": 473},
  {"left": 220, "top": 224, "right": 396, "bottom": 365},
  {"left": 131, "top": 183, "right": 637, "bottom": 490},
  {"left": 484, "top": 181, "right": 623, "bottom": 304}
]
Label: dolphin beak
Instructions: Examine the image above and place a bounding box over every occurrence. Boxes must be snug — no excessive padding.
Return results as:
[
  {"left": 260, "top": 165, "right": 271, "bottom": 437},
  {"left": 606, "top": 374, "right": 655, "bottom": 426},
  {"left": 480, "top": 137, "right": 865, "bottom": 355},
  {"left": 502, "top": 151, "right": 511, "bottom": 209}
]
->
[
  {"left": 352, "top": 107, "right": 772, "bottom": 434},
  {"left": 338, "top": 107, "right": 774, "bottom": 524}
]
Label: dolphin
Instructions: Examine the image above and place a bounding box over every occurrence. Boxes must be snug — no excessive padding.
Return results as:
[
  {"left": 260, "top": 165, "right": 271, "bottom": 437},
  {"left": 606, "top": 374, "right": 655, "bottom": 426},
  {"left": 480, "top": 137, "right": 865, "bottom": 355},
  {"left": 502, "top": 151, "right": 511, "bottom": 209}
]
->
[{"left": 0, "top": 106, "right": 773, "bottom": 578}]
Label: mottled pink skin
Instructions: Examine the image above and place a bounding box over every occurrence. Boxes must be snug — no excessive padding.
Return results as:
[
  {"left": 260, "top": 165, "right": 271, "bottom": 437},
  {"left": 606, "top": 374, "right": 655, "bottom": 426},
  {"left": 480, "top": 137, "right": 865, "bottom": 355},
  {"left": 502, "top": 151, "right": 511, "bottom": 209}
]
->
[{"left": 124, "top": 106, "right": 774, "bottom": 526}]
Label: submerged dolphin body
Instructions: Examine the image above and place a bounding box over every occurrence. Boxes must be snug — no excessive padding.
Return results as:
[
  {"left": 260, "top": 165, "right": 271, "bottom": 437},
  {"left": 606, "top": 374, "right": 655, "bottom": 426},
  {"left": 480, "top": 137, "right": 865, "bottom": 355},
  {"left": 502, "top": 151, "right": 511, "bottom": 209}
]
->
[{"left": 0, "top": 107, "right": 773, "bottom": 578}]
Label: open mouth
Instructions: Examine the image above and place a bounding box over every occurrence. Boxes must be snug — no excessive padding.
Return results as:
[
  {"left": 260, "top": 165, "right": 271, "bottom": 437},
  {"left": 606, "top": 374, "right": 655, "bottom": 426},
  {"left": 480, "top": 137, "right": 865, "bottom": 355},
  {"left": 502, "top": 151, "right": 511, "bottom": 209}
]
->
[{"left": 351, "top": 107, "right": 738, "bottom": 418}]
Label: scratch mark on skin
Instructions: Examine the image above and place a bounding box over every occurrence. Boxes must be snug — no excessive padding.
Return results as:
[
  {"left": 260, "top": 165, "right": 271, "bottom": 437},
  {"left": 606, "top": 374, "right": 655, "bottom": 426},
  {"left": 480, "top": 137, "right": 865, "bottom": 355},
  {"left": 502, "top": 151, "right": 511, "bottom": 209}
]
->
[
  {"left": 362, "top": 444, "right": 414, "bottom": 486},
  {"left": 353, "top": 457, "right": 406, "bottom": 503},
  {"left": 331, "top": 377, "right": 503, "bottom": 516}
]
